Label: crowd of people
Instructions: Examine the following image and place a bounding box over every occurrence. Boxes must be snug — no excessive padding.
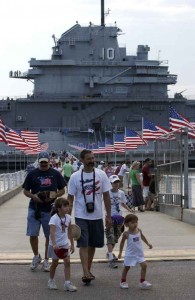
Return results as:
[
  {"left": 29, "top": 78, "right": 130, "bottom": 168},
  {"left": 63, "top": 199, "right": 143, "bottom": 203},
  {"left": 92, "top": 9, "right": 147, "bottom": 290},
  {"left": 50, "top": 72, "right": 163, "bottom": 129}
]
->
[{"left": 23, "top": 150, "right": 155, "bottom": 292}]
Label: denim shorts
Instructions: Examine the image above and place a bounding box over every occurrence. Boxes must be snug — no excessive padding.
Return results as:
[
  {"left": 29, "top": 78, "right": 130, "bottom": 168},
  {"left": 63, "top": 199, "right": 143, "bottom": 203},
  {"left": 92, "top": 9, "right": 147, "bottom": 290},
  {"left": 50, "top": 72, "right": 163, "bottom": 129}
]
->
[
  {"left": 75, "top": 218, "right": 104, "bottom": 248},
  {"left": 26, "top": 208, "right": 50, "bottom": 238}
]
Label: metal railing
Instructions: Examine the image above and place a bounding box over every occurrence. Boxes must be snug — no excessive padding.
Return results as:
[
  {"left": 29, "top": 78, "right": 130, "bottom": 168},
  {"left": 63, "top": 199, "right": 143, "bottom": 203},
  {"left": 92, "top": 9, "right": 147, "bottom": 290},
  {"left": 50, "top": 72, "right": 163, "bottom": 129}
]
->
[{"left": 0, "top": 171, "right": 25, "bottom": 193}]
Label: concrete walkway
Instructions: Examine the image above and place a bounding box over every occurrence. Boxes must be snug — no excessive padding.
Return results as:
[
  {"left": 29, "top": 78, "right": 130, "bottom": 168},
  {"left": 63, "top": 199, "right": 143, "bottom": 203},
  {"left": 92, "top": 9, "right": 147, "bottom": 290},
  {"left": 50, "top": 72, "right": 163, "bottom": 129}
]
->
[
  {"left": 1, "top": 191, "right": 195, "bottom": 263},
  {"left": 1, "top": 261, "right": 195, "bottom": 300}
]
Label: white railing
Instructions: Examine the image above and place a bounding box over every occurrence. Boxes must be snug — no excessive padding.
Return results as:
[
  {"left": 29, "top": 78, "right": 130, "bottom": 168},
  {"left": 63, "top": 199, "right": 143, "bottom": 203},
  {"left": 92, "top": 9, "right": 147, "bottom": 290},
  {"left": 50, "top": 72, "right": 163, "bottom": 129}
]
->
[
  {"left": 0, "top": 171, "right": 25, "bottom": 193},
  {"left": 124, "top": 172, "right": 195, "bottom": 209},
  {"left": 159, "top": 175, "right": 195, "bottom": 209}
]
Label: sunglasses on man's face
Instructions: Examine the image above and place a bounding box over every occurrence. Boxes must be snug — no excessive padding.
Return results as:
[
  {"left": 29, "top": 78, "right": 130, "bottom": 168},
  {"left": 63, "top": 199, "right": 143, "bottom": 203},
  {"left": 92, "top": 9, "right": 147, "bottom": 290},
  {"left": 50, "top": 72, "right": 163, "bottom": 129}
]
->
[{"left": 40, "top": 161, "right": 48, "bottom": 165}]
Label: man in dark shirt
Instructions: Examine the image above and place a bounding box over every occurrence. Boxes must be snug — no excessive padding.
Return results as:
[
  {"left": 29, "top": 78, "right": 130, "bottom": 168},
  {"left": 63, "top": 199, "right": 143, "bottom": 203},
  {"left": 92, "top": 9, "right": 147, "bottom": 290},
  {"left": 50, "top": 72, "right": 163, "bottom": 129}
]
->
[{"left": 23, "top": 151, "right": 66, "bottom": 272}]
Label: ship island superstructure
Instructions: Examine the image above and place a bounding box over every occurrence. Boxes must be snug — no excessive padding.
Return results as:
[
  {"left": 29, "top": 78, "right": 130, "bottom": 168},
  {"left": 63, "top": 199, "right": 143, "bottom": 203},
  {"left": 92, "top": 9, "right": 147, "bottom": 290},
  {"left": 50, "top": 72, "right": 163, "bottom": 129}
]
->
[{"left": 1, "top": 0, "right": 195, "bottom": 151}]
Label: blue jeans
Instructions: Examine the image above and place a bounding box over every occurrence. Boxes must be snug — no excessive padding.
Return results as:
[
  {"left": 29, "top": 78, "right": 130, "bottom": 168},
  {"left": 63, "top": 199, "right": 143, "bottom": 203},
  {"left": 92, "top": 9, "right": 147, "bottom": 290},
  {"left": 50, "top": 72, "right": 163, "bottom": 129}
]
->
[{"left": 26, "top": 208, "right": 50, "bottom": 238}]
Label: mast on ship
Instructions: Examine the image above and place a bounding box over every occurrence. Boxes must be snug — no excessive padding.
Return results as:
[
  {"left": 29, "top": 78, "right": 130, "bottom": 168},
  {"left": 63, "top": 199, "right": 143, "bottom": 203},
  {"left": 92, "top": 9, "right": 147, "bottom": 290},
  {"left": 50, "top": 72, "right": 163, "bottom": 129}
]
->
[{"left": 101, "top": 0, "right": 105, "bottom": 26}]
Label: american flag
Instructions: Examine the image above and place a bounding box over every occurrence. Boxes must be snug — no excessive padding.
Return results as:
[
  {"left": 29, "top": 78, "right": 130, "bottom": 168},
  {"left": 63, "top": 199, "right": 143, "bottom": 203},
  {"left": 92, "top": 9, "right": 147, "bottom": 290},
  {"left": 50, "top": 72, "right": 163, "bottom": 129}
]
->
[
  {"left": 84, "top": 143, "right": 104, "bottom": 154},
  {"left": 125, "top": 128, "right": 146, "bottom": 148},
  {"left": 68, "top": 144, "right": 85, "bottom": 151},
  {"left": 88, "top": 143, "right": 98, "bottom": 150},
  {"left": 5, "top": 126, "right": 30, "bottom": 149},
  {"left": 96, "top": 142, "right": 107, "bottom": 153},
  {"left": 24, "top": 142, "right": 49, "bottom": 155},
  {"left": 20, "top": 130, "right": 39, "bottom": 149},
  {"left": 169, "top": 106, "right": 195, "bottom": 138},
  {"left": 40, "top": 142, "right": 49, "bottom": 151},
  {"left": 143, "top": 119, "right": 169, "bottom": 140},
  {"left": 40, "top": 143, "right": 49, "bottom": 151},
  {"left": 114, "top": 134, "right": 125, "bottom": 152},
  {"left": 24, "top": 149, "right": 39, "bottom": 155},
  {"left": 88, "top": 142, "right": 105, "bottom": 154},
  {"left": 0, "top": 119, "right": 7, "bottom": 143},
  {"left": 105, "top": 138, "right": 115, "bottom": 153}
]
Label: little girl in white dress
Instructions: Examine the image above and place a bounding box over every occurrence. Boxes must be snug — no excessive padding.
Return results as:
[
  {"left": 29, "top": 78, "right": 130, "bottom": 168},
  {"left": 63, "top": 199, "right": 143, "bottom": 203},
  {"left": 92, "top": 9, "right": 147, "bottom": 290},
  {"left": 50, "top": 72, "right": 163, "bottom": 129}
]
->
[{"left": 118, "top": 214, "right": 153, "bottom": 289}]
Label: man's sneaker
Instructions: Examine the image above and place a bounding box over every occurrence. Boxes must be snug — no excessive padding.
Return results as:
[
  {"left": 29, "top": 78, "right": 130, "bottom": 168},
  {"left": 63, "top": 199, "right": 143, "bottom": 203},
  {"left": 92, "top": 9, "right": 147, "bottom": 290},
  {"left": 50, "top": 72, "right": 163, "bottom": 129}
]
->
[
  {"left": 113, "top": 253, "right": 118, "bottom": 261},
  {"left": 120, "top": 282, "right": 129, "bottom": 289},
  {"left": 42, "top": 259, "right": 50, "bottom": 272},
  {"left": 48, "top": 279, "right": 58, "bottom": 290},
  {"left": 64, "top": 282, "right": 77, "bottom": 292},
  {"left": 106, "top": 252, "right": 118, "bottom": 261},
  {"left": 139, "top": 281, "right": 152, "bottom": 289},
  {"left": 30, "top": 254, "right": 42, "bottom": 271},
  {"left": 109, "top": 259, "right": 118, "bottom": 269}
]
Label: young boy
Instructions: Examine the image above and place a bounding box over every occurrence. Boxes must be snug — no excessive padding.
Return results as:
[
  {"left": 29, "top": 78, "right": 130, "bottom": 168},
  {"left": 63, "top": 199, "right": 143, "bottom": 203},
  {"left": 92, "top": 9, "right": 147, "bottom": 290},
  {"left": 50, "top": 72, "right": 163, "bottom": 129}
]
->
[
  {"left": 106, "top": 175, "right": 134, "bottom": 268},
  {"left": 118, "top": 214, "right": 152, "bottom": 289}
]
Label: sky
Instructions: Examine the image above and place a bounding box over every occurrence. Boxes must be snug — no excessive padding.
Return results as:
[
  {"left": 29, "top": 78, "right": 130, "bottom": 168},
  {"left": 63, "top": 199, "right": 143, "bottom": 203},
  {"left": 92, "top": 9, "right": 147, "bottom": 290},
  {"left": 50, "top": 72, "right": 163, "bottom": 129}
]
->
[{"left": 1, "top": 0, "right": 195, "bottom": 99}]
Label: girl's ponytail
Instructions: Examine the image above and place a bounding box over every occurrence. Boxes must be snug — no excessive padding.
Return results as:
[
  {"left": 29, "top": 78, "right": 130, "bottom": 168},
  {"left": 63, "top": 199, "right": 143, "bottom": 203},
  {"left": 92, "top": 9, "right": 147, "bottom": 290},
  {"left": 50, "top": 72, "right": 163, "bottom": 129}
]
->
[{"left": 50, "top": 204, "right": 57, "bottom": 216}]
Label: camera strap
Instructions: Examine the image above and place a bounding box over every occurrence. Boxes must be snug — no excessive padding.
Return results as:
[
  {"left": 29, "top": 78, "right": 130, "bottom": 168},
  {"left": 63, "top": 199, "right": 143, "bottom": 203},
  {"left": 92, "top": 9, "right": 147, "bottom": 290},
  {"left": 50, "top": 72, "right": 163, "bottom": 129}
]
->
[
  {"left": 81, "top": 169, "right": 95, "bottom": 204},
  {"left": 57, "top": 214, "right": 67, "bottom": 232}
]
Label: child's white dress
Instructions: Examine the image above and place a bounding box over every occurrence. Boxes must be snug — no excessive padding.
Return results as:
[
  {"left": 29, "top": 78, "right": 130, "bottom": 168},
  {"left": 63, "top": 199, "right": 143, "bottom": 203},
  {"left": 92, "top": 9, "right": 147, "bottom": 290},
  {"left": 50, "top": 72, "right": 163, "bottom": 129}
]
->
[{"left": 124, "top": 230, "right": 145, "bottom": 266}]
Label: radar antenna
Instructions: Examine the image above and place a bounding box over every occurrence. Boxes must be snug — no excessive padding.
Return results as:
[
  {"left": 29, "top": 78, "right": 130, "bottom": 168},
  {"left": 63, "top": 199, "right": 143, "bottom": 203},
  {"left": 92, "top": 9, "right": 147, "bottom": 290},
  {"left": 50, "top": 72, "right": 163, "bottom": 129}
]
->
[{"left": 52, "top": 34, "right": 58, "bottom": 47}]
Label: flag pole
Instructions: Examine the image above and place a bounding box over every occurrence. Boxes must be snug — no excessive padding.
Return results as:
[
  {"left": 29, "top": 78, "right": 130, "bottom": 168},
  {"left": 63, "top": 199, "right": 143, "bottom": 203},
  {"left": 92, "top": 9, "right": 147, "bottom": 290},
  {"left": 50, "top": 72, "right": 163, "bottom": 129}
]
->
[
  {"left": 113, "top": 132, "right": 116, "bottom": 166},
  {"left": 124, "top": 127, "right": 126, "bottom": 161},
  {"left": 14, "top": 150, "right": 16, "bottom": 172},
  {"left": 142, "top": 117, "right": 144, "bottom": 139}
]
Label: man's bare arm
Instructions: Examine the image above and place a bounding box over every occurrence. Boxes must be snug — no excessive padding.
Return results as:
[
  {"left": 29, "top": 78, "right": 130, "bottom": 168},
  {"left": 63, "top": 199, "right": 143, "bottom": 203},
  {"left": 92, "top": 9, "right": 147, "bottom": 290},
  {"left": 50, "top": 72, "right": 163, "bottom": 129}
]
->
[
  {"left": 103, "top": 191, "right": 112, "bottom": 228},
  {"left": 67, "top": 194, "right": 74, "bottom": 215},
  {"left": 56, "top": 188, "right": 65, "bottom": 198}
]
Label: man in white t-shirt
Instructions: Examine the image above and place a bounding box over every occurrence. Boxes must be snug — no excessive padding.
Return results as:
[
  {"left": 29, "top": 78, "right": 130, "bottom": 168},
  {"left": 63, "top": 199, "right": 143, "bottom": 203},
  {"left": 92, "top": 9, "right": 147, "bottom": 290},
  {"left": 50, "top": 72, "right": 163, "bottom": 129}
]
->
[
  {"left": 118, "top": 161, "right": 130, "bottom": 188},
  {"left": 67, "top": 149, "right": 112, "bottom": 284},
  {"left": 72, "top": 159, "right": 79, "bottom": 172},
  {"left": 97, "top": 161, "right": 105, "bottom": 170}
]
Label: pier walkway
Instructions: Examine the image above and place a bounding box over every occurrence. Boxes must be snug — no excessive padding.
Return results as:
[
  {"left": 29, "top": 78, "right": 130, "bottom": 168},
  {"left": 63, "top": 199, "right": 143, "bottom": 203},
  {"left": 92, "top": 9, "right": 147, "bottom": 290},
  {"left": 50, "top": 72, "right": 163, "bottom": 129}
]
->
[
  {"left": 1, "top": 190, "right": 195, "bottom": 262},
  {"left": 1, "top": 191, "right": 195, "bottom": 299}
]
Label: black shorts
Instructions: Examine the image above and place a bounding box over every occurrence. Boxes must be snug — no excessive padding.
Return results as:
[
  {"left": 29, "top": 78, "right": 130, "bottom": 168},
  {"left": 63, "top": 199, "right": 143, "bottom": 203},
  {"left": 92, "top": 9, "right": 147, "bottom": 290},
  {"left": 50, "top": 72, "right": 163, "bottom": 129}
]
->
[
  {"left": 75, "top": 218, "right": 104, "bottom": 248},
  {"left": 64, "top": 176, "right": 70, "bottom": 184}
]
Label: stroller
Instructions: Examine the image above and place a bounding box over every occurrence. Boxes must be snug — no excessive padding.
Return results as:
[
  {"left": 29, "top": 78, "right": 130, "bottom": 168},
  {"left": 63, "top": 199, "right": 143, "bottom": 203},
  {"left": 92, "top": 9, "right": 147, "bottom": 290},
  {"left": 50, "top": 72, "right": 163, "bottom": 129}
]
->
[{"left": 125, "top": 189, "right": 134, "bottom": 209}]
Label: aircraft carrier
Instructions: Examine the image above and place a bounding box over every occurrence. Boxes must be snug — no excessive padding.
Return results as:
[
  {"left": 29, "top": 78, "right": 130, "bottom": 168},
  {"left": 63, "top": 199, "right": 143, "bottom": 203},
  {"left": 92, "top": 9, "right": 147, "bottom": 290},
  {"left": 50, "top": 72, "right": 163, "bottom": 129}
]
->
[{"left": 1, "top": 0, "right": 195, "bottom": 153}]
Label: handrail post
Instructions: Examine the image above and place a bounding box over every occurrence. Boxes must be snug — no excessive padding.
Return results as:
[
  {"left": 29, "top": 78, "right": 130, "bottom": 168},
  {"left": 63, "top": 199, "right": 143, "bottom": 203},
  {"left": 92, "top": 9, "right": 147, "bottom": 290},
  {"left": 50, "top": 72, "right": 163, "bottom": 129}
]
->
[{"left": 183, "top": 128, "right": 189, "bottom": 209}]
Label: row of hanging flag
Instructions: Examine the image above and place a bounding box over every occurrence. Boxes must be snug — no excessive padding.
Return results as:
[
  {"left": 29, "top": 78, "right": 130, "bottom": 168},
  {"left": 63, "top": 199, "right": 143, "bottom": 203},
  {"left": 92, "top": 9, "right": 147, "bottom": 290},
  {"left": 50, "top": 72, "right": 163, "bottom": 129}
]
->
[
  {"left": 0, "top": 119, "right": 48, "bottom": 155},
  {"left": 69, "top": 106, "right": 195, "bottom": 154}
]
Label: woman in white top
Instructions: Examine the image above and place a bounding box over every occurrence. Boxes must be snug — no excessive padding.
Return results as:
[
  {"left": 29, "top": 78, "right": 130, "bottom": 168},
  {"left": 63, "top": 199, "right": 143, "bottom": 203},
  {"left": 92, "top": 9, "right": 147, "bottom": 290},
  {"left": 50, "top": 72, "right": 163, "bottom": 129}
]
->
[{"left": 118, "top": 214, "right": 152, "bottom": 290}]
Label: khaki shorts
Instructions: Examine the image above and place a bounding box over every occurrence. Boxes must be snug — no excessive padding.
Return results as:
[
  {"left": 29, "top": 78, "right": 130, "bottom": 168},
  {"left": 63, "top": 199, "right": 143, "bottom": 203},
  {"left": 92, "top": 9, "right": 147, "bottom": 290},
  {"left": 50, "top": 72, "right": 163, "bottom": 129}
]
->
[{"left": 106, "top": 224, "right": 122, "bottom": 245}]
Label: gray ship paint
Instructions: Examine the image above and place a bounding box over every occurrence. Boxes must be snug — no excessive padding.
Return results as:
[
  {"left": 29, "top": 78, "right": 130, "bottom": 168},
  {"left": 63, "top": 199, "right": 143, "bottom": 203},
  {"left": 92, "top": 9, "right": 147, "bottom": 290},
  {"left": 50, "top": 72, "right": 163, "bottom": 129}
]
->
[{"left": 1, "top": 0, "right": 194, "bottom": 151}]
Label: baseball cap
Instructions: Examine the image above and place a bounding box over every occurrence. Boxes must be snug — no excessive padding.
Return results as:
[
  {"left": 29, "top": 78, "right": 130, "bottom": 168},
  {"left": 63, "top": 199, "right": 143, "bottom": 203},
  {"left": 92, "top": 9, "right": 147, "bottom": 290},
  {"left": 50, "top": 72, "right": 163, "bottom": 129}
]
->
[
  {"left": 100, "top": 161, "right": 105, "bottom": 164},
  {"left": 38, "top": 151, "right": 50, "bottom": 163},
  {"left": 109, "top": 175, "right": 120, "bottom": 183}
]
